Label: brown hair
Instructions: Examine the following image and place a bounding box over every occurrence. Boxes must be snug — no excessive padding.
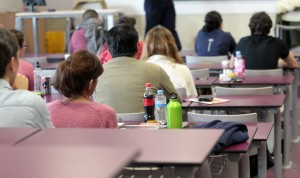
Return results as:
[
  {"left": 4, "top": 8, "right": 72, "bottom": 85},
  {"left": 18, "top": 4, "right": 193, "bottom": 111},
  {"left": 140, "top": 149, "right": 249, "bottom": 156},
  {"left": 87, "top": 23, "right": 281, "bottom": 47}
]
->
[
  {"left": 141, "top": 25, "right": 183, "bottom": 64},
  {"left": 53, "top": 50, "right": 103, "bottom": 99},
  {"left": 0, "top": 29, "right": 19, "bottom": 78},
  {"left": 9, "top": 29, "right": 24, "bottom": 48}
]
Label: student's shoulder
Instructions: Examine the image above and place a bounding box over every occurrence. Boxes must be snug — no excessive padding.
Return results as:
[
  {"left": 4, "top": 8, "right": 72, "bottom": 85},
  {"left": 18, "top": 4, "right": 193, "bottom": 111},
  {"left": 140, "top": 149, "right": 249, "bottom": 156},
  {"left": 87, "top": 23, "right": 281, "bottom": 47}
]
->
[{"left": 90, "top": 102, "right": 117, "bottom": 115}]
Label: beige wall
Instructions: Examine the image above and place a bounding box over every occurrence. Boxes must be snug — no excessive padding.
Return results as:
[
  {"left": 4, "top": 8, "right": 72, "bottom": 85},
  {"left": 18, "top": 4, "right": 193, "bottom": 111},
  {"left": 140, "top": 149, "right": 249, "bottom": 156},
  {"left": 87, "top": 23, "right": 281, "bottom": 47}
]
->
[
  {"left": 132, "top": 13, "right": 276, "bottom": 50},
  {"left": 0, "top": 0, "right": 277, "bottom": 50}
]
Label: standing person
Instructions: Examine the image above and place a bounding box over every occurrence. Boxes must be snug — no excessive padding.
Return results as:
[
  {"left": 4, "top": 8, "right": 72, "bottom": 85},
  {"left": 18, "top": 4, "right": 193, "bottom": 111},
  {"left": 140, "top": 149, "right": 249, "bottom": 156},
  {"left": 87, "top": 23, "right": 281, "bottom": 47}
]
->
[
  {"left": 95, "top": 25, "right": 180, "bottom": 113},
  {"left": 0, "top": 29, "right": 54, "bottom": 128},
  {"left": 47, "top": 50, "right": 117, "bottom": 128},
  {"left": 232, "top": 11, "right": 298, "bottom": 69},
  {"left": 144, "top": 0, "right": 182, "bottom": 51},
  {"left": 142, "top": 25, "right": 197, "bottom": 96},
  {"left": 10, "top": 29, "right": 34, "bottom": 91},
  {"left": 195, "top": 11, "right": 236, "bottom": 57}
]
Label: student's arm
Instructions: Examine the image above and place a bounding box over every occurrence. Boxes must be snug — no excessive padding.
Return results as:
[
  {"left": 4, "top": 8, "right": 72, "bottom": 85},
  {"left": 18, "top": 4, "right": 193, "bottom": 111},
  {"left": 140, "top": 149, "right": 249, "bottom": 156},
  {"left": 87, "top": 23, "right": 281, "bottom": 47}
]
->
[{"left": 278, "top": 52, "right": 299, "bottom": 68}]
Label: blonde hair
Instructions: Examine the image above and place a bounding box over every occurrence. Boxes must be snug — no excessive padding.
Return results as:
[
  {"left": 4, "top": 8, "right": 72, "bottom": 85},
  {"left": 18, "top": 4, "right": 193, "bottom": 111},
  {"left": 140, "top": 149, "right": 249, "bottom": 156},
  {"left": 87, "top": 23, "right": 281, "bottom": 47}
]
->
[{"left": 141, "top": 25, "right": 183, "bottom": 64}]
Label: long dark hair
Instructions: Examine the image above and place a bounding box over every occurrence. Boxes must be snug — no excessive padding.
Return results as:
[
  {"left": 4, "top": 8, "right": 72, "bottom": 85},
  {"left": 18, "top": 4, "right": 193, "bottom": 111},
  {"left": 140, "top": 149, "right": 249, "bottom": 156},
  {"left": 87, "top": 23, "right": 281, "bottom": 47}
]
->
[{"left": 202, "top": 11, "right": 222, "bottom": 32}]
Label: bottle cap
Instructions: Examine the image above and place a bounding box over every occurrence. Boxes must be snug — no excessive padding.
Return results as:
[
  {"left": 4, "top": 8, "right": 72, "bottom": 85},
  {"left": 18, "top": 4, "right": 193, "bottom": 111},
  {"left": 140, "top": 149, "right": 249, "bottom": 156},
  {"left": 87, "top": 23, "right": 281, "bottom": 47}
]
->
[
  {"left": 236, "top": 51, "right": 241, "bottom": 56},
  {"left": 157, "top": 90, "right": 163, "bottom": 94},
  {"left": 170, "top": 92, "right": 177, "bottom": 99},
  {"left": 146, "top": 83, "right": 151, "bottom": 87},
  {"left": 35, "top": 62, "right": 41, "bottom": 68}
]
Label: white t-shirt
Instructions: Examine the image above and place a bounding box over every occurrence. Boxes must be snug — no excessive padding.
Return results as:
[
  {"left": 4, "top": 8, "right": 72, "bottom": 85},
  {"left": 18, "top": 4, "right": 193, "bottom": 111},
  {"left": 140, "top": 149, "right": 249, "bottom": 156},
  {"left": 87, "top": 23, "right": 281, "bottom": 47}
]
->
[{"left": 147, "top": 55, "right": 197, "bottom": 96}]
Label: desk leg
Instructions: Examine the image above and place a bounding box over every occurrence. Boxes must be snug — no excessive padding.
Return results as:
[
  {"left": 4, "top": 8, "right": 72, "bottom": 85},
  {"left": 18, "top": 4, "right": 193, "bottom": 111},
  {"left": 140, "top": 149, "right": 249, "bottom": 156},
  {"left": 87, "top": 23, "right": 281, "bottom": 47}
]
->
[
  {"left": 238, "top": 152, "right": 250, "bottom": 178},
  {"left": 291, "top": 69, "right": 299, "bottom": 143},
  {"left": 15, "top": 17, "right": 23, "bottom": 31},
  {"left": 107, "top": 14, "right": 114, "bottom": 30},
  {"left": 32, "top": 17, "right": 39, "bottom": 56},
  {"left": 283, "top": 84, "right": 292, "bottom": 169},
  {"left": 274, "top": 107, "right": 282, "bottom": 178},
  {"left": 258, "top": 141, "right": 267, "bottom": 178}
]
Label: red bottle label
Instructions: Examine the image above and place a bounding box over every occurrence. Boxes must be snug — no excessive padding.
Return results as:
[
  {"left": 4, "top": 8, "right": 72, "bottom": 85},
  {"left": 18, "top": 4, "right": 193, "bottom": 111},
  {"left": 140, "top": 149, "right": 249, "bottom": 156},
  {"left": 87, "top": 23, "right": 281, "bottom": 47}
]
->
[{"left": 144, "top": 98, "right": 154, "bottom": 106}]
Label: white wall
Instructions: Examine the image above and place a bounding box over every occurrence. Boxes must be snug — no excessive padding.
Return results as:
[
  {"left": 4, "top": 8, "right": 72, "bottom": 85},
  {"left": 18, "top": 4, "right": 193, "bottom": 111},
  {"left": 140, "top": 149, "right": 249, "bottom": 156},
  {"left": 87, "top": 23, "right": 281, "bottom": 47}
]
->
[{"left": 0, "top": 0, "right": 279, "bottom": 49}]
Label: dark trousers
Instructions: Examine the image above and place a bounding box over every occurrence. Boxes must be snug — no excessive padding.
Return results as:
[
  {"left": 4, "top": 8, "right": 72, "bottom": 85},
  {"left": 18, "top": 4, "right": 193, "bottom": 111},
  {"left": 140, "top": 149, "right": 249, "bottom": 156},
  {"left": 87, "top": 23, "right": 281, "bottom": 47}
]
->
[{"left": 144, "top": 0, "right": 182, "bottom": 51}]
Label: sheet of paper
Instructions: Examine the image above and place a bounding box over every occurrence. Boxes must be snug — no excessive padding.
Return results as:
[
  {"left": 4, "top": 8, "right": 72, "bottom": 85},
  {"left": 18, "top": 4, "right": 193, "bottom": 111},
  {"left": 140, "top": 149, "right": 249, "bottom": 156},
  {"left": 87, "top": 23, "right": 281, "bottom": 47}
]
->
[{"left": 188, "top": 97, "right": 229, "bottom": 105}]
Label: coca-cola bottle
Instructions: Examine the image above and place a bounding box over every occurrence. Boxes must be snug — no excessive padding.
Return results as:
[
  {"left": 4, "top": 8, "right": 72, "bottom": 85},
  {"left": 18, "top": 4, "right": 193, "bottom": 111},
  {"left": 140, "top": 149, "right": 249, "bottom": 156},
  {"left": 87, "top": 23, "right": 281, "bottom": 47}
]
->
[{"left": 143, "top": 83, "right": 155, "bottom": 122}]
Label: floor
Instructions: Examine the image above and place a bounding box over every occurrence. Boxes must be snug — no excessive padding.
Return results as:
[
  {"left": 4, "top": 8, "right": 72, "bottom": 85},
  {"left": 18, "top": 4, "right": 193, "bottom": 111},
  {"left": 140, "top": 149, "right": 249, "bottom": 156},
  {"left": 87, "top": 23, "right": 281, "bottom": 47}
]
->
[{"left": 267, "top": 98, "right": 300, "bottom": 177}]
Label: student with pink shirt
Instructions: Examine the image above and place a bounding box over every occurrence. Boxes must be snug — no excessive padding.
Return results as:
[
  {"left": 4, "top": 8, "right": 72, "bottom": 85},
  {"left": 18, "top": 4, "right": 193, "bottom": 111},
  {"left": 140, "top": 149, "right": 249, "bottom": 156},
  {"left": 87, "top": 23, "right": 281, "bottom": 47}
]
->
[
  {"left": 47, "top": 50, "right": 118, "bottom": 128},
  {"left": 10, "top": 29, "right": 34, "bottom": 91}
]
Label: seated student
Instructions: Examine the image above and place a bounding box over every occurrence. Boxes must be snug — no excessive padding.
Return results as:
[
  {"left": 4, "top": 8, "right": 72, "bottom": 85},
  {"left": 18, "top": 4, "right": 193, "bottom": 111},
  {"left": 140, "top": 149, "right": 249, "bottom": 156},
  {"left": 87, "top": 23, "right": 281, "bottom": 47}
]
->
[
  {"left": 47, "top": 50, "right": 117, "bottom": 128},
  {"left": 69, "top": 9, "right": 106, "bottom": 55},
  {"left": 195, "top": 11, "right": 236, "bottom": 56},
  {"left": 142, "top": 25, "right": 197, "bottom": 96},
  {"left": 10, "top": 29, "right": 34, "bottom": 91},
  {"left": 98, "top": 16, "right": 143, "bottom": 64},
  {"left": 95, "top": 25, "right": 180, "bottom": 113},
  {"left": 0, "top": 29, "right": 54, "bottom": 128},
  {"left": 232, "top": 11, "right": 299, "bottom": 69}
]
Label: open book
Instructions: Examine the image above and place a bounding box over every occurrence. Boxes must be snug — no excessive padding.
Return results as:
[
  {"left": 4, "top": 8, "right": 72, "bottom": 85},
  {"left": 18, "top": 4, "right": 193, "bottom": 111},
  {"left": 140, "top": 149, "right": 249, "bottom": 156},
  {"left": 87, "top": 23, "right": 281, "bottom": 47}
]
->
[{"left": 188, "top": 97, "right": 230, "bottom": 105}]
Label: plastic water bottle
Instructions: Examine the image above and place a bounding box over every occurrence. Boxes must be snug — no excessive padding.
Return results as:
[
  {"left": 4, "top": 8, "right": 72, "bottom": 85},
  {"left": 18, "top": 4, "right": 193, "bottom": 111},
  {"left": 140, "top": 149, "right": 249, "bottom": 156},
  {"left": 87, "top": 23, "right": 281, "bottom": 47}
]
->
[
  {"left": 167, "top": 93, "right": 182, "bottom": 129},
  {"left": 234, "top": 51, "right": 245, "bottom": 81},
  {"left": 34, "top": 62, "right": 43, "bottom": 95},
  {"left": 143, "top": 83, "right": 155, "bottom": 122},
  {"left": 155, "top": 90, "right": 167, "bottom": 125}
]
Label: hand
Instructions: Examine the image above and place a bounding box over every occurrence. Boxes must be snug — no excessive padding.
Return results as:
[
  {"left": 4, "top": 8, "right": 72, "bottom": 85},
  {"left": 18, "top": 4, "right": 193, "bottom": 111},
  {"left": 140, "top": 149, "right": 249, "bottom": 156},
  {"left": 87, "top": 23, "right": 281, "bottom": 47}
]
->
[{"left": 13, "top": 74, "right": 29, "bottom": 90}]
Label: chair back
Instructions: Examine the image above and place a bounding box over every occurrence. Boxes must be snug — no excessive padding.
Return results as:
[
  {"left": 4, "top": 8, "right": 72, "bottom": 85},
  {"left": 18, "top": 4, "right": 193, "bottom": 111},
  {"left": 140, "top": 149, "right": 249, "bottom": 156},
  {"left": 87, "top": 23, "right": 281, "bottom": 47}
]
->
[
  {"left": 245, "top": 69, "right": 283, "bottom": 76},
  {"left": 190, "top": 68, "right": 210, "bottom": 80},
  {"left": 188, "top": 112, "right": 258, "bottom": 123},
  {"left": 215, "top": 86, "right": 273, "bottom": 96},
  {"left": 117, "top": 112, "right": 144, "bottom": 122},
  {"left": 176, "top": 87, "right": 187, "bottom": 97},
  {"left": 185, "top": 55, "right": 227, "bottom": 64}
]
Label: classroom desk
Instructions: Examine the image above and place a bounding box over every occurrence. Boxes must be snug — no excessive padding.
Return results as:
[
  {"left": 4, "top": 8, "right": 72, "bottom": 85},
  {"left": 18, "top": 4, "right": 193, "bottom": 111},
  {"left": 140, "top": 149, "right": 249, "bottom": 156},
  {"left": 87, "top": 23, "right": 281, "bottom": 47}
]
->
[
  {"left": 0, "top": 128, "right": 40, "bottom": 146},
  {"left": 0, "top": 145, "right": 138, "bottom": 178},
  {"left": 214, "top": 75, "right": 294, "bottom": 169},
  {"left": 186, "top": 63, "right": 223, "bottom": 76},
  {"left": 17, "top": 128, "right": 222, "bottom": 166},
  {"left": 183, "top": 95, "right": 285, "bottom": 178},
  {"left": 17, "top": 128, "right": 223, "bottom": 177},
  {"left": 15, "top": 9, "right": 122, "bottom": 55},
  {"left": 41, "top": 62, "right": 62, "bottom": 69}
]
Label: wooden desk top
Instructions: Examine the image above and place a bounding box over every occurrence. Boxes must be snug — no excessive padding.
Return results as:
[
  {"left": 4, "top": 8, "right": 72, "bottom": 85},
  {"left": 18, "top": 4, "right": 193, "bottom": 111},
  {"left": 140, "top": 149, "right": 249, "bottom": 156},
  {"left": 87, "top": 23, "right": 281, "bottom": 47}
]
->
[
  {"left": 0, "top": 128, "right": 39, "bottom": 146},
  {"left": 18, "top": 128, "right": 223, "bottom": 166},
  {"left": 0, "top": 145, "right": 138, "bottom": 178},
  {"left": 215, "top": 76, "right": 294, "bottom": 85},
  {"left": 254, "top": 122, "right": 274, "bottom": 141},
  {"left": 183, "top": 95, "right": 286, "bottom": 109}
]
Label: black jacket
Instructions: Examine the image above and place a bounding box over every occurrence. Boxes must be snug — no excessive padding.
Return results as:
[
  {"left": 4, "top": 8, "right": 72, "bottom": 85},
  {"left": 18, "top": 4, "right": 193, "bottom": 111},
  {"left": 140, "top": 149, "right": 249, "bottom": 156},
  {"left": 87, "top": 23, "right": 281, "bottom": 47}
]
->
[{"left": 194, "top": 120, "right": 249, "bottom": 152}]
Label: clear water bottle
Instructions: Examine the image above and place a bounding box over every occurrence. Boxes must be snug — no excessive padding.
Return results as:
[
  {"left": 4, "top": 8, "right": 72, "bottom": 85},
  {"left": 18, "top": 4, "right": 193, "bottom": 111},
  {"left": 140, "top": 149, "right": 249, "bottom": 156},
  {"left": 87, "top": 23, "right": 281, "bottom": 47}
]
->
[
  {"left": 143, "top": 83, "right": 155, "bottom": 122},
  {"left": 34, "top": 62, "right": 43, "bottom": 95},
  {"left": 167, "top": 93, "right": 182, "bottom": 129},
  {"left": 155, "top": 90, "right": 167, "bottom": 125},
  {"left": 234, "top": 51, "right": 245, "bottom": 81}
]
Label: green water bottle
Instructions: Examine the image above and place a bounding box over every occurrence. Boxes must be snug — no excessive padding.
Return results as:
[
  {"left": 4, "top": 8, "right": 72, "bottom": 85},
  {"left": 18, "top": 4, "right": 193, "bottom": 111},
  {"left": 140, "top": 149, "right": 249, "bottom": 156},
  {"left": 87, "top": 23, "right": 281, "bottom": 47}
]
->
[{"left": 167, "top": 93, "right": 182, "bottom": 129}]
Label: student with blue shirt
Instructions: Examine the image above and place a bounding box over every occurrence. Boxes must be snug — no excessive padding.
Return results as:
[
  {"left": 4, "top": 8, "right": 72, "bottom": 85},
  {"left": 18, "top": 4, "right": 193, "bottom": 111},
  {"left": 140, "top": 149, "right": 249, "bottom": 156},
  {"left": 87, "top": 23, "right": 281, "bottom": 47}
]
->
[
  {"left": 0, "top": 29, "right": 54, "bottom": 128},
  {"left": 195, "top": 11, "right": 236, "bottom": 57}
]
